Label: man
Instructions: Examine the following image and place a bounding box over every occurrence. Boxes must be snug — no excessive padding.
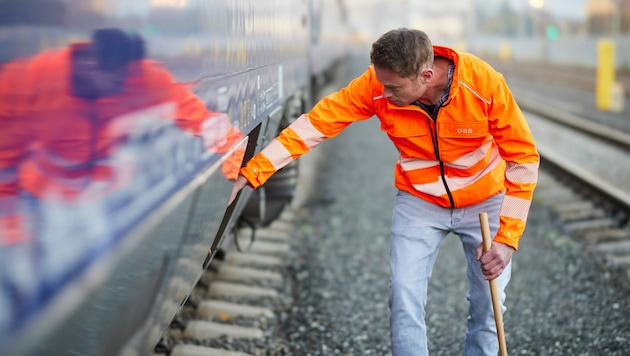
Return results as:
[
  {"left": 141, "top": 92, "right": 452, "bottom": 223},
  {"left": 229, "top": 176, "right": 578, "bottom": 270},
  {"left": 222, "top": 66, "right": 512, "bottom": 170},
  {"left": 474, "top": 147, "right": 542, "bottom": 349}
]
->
[{"left": 230, "top": 28, "right": 539, "bottom": 355}]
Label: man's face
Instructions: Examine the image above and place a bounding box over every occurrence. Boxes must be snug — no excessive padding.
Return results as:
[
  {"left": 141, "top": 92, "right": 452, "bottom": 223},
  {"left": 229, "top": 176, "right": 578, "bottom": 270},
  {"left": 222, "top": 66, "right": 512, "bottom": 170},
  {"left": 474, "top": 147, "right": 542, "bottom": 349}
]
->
[
  {"left": 374, "top": 66, "right": 426, "bottom": 107},
  {"left": 89, "top": 62, "right": 129, "bottom": 97},
  {"left": 73, "top": 52, "right": 129, "bottom": 98}
]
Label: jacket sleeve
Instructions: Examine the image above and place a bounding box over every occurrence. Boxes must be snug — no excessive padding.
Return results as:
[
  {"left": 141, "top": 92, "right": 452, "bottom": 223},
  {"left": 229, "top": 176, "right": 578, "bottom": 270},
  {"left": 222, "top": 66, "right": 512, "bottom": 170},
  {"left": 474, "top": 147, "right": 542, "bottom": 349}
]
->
[
  {"left": 0, "top": 59, "right": 33, "bottom": 245},
  {"left": 144, "top": 61, "right": 245, "bottom": 154},
  {"left": 240, "top": 69, "right": 376, "bottom": 188},
  {"left": 489, "top": 75, "right": 540, "bottom": 249}
]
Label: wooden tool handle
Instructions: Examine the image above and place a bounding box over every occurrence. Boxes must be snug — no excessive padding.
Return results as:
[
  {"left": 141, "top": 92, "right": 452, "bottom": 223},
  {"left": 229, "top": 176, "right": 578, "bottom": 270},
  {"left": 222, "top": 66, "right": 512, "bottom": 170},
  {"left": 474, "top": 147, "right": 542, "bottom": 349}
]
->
[
  {"left": 479, "top": 212, "right": 493, "bottom": 253},
  {"left": 479, "top": 212, "right": 508, "bottom": 356}
]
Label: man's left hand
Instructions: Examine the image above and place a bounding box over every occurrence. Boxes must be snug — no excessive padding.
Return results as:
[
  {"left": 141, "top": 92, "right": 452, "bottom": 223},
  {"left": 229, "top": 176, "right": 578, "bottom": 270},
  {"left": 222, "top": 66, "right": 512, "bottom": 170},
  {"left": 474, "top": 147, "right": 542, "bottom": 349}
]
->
[{"left": 475, "top": 241, "right": 514, "bottom": 280}]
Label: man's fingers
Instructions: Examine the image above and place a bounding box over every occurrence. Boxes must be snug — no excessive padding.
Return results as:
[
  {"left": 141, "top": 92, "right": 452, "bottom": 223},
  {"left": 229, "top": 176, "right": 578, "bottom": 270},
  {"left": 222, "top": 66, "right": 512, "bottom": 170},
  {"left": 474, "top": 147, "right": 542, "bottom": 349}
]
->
[
  {"left": 479, "top": 250, "right": 509, "bottom": 279},
  {"left": 483, "top": 263, "right": 505, "bottom": 280},
  {"left": 478, "top": 242, "right": 514, "bottom": 280},
  {"left": 475, "top": 243, "right": 483, "bottom": 261},
  {"left": 228, "top": 175, "right": 247, "bottom": 205},
  {"left": 481, "top": 261, "right": 503, "bottom": 278}
]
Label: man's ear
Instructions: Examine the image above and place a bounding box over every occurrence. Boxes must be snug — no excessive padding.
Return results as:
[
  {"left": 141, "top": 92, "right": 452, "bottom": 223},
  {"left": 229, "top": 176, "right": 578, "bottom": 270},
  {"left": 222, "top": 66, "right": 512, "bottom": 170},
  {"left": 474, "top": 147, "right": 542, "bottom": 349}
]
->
[{"left": 420, "top": 68, "right": 433, "bottom": 83}]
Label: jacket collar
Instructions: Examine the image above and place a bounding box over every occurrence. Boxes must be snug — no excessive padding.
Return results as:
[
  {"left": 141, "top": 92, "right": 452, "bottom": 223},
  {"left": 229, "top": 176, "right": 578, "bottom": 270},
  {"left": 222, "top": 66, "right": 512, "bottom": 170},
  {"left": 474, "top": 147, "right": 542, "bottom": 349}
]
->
[{"left": 433, "top": 45, "right": 459, "bottom": 105}]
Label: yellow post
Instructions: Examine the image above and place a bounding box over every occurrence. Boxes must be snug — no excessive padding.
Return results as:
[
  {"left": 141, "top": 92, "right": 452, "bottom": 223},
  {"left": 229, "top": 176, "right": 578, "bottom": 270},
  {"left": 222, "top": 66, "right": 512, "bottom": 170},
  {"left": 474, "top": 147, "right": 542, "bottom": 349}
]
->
[
  {"left": 499, "top": 41, "right": 511, "bottom": 62},
  {"left": 596, "top": 39, "right": 616, "bottom": 111},
  {"left": 454, "top": 40, "right": 467, "bottom": 53}
]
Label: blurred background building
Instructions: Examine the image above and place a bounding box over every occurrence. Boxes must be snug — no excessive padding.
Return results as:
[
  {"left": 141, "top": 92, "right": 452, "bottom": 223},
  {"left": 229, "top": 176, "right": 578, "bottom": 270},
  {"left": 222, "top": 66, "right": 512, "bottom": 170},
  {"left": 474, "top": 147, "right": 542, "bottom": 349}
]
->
[
  {"left": 0, "top": 0, "right": 628, "bottom": 73},
  {"left": 348, "top": 0, "right": 630, "bottom": 69}
]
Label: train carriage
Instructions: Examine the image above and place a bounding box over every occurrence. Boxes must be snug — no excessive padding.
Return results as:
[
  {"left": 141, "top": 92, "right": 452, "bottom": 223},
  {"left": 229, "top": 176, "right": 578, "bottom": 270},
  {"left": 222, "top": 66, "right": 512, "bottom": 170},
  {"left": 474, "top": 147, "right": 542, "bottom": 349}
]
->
[{"left": 0, "top": 0, "right": 352, "bottom": 354}]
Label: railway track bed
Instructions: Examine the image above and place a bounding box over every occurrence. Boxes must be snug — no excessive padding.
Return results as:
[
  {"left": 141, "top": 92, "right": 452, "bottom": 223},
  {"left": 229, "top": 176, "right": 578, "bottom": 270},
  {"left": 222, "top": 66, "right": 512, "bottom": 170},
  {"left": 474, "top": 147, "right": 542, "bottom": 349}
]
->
[
  {"left": 522, "top": 102, "right": 630, "bottom": 293},
  {"left": 153, "top": 212, "right": 300, "bottom": 356}
]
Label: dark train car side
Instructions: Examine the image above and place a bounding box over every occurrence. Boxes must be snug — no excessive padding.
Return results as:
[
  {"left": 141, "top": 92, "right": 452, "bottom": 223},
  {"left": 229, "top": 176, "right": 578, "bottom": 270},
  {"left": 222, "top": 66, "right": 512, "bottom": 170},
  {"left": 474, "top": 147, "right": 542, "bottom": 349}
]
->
[{"left": 0, "top": 0, "right": 352, "bottom": 355}]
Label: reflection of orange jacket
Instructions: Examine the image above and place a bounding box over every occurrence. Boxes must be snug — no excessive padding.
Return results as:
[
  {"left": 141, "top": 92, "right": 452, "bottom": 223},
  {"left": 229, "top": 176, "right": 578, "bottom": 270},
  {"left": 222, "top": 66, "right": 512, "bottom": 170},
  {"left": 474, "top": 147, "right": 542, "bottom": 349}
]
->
[
  {"left": 0, "top": 44, "right": 240, "bottom": 244},
  {"left": 241, "top": 46, "right": 539, "bottom": 249}
]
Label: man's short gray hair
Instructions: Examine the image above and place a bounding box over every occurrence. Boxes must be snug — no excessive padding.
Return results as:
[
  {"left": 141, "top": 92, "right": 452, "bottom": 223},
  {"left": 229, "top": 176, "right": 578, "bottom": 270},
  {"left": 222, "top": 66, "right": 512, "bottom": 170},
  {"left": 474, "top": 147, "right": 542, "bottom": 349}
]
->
[{"left": 370, "top": 28, "right": 434, "bottom": 79}]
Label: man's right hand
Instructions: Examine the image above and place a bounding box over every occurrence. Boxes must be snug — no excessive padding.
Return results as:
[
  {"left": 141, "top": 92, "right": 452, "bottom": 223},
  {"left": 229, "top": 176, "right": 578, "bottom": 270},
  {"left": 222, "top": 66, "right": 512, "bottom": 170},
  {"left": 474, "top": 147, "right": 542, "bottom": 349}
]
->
[{"left": 228, "top": 175, "right": 248, "bottom": 205}]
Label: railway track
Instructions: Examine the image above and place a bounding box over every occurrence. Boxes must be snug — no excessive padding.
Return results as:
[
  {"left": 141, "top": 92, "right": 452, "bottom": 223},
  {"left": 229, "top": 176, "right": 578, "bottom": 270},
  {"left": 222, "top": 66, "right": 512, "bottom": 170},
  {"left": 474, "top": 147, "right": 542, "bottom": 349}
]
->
[
  {"left": 151, "top": 213, "right": 299, "bottom": 356},
  {"left": 520, "top": 100, "right": 630, "bottom": 293},
  {"left": 490, "top": 58, "right": 630, "bottom": 286},
  {"left": 487, "top": 58, "right": 630, "bottom": 98}
]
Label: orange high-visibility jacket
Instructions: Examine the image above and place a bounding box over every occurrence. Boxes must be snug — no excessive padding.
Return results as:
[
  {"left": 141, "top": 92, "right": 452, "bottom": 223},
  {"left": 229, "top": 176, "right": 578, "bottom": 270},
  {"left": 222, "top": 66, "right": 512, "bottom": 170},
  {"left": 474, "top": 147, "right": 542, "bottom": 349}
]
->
[
  {"left": 241, "top": 46, "right": 539, "bottom": 249},
  {"left": 0, "top": 44, "right": 240, "bottom": 245}
]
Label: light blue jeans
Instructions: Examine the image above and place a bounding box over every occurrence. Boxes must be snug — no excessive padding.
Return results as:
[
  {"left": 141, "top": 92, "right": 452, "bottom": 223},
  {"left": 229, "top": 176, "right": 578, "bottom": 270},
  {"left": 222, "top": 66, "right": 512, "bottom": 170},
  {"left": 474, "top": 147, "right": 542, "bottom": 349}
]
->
[{"left": 389, "top": 190, "right": 510, "bottom": 356}]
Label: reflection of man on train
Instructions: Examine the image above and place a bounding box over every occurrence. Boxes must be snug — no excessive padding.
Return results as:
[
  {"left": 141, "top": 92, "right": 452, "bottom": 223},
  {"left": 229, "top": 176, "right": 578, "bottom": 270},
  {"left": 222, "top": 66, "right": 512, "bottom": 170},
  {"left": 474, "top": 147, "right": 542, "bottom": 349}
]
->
[
  {"left": 0, "top": 28, "right": 242, "bottom": 244},
  {"left": 0, "top": 28, "right": 243, "bottom": 332}
]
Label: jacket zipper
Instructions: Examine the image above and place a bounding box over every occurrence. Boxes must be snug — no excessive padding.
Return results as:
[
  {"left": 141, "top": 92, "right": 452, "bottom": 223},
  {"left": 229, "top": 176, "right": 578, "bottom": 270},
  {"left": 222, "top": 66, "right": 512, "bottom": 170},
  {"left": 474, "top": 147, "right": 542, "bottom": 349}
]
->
[{"left": 417, "top": 103, "right": 455, "bottom": 208}]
